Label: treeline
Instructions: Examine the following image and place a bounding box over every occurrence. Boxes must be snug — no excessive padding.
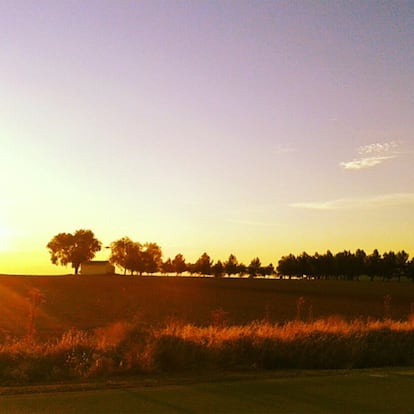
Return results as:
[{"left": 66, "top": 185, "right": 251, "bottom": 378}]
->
[
  {"left": 109, "top": 238, "right": 414, "bottom": 282},
  {"left": 47, "top": 230, "right": 414, "bottom": 281},
  {"left": 46, "top": 231, "right": 274, "bottom": 277},
  {"left": 110, "top": 237, "right": 274, "bottom": 278},
  {"left": 277, "top": 249, "right": 414, "bottom": 281}
]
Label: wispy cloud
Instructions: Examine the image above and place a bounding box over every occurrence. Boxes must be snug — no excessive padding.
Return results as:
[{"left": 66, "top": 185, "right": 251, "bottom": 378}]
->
[
  {"left": 290, "top": 193, "right": 414, "bottom": 210},
  {"left": 340, "top": 155, "right": 396, "bottom": 170},
  {"left": 273, "top": 146, "right": 295, "bottom": 155},
  {"left": 357, "top": 141, "right": 399, "bottom": 155},
  {"left": 340, "top": 140, "right": 400, "bottom": 170}
]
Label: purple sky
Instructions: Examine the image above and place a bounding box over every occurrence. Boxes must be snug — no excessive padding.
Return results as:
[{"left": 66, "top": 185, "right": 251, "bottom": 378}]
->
[{"left": 1, "top": 1, "right": 414, "bottom": 273}]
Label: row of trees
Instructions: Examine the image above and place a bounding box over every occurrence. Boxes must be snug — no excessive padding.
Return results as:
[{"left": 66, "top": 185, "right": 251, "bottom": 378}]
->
[
  {"left": 277, "top": 249, "right": 414, "bottom": 281},
  {"left": 47, "top": 230, "right": 414, "bottom": 281},
  {"left": 46, "top": 230, "right": 274, "bottom": 277},
  {"left": 110, "top": 237, "right": 275, "bottom": 277}
]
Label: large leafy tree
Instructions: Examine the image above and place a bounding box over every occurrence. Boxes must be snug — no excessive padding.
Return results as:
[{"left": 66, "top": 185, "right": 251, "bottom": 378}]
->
[
  {"left": 109, "top": 238, "right": 162, "bottom": 275},
  {"left": 47, "top": 229, "right": 102, "bottom": 275},
  {"left": 277, "top": 254, "right": 299, "bottom": 279},
  {"left": 142, "top": 242, "right": 163, "bottom": 275},
  {"left": 109, "top": 237, "right": 142, "bottom": 275}
]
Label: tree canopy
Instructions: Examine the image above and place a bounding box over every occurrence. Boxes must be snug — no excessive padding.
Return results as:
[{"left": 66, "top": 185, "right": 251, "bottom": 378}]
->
[
  {"left": 192, "top": 252, "right": 212, "bottom": 276},
  {"left": 172, "top": 254, "right": 187, "bottom": 275},
  {"left": 277, "top": 249, "right": 412, "bottom": 281},
  {"left": 109, "top": 237, "right": 162, "bottom": 275},
  {"left": 46, "top": 229, "right": 102, "bottom": 274}
]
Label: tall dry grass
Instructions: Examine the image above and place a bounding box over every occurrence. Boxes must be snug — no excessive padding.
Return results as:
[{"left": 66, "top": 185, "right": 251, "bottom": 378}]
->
[{"left": 1, "top": 315, "right": 414, "bottom": 384}]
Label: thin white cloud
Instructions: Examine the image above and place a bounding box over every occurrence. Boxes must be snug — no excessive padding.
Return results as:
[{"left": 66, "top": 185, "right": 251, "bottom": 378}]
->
[
  {"left": 340, "top": 140, "right": 400, "bottom": 170},
  {"left": 340, "top": 155, "right": 396, "bottom": 170},
  {"left": 357, "top": 141, "right": 399, "bottom": 155},
  {"left": 290, "top": 193, "right": 414, "bottom": 210}
]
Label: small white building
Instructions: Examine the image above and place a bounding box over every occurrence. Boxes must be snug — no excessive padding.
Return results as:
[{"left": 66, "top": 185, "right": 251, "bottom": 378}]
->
[{"left": 80, "top": 261, "right": 115, "bottom": 275}]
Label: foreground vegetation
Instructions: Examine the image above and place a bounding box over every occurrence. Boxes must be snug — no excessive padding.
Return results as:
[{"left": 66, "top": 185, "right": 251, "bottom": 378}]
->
[
  {"left": 1, "top": 275, "right": 413, "bottom": 385},
  {"left": 1, "top": 316, "right": 414, "bottom": 384}
]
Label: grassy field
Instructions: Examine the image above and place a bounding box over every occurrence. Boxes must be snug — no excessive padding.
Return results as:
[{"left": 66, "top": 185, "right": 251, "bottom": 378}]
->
[
  {"left": 1, "top": 275, "right": 413, "bottom": 339},
  {"left": 1, "top": 368, "right": 414, "bottom": 413},
  {"left": 0, "top": 275, "right": 414, "bottom": 385}
]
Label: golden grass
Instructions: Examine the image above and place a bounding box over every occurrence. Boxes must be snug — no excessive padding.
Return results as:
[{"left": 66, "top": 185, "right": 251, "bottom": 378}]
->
[{"left": 1, "top": 316, "right": 414, "bottom": 384}]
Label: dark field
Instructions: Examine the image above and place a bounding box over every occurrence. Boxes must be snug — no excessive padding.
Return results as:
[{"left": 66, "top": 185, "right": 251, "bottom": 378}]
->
[{"left": 0, "top": 275, "right": 413, "bottom": 339}]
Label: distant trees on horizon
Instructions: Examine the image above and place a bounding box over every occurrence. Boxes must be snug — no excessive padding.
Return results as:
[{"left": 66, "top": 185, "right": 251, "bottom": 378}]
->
[
  {"left": 46, "top": 230, "right": 414, "bottom": 281},
  {"left": 277, "top": 249, "right": 414, "bottom": 282}
]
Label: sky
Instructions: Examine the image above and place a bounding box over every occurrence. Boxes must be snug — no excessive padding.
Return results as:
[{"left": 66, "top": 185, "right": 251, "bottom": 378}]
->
[{"left": 1, "top": 0, "right": 414, "bottom": 274}]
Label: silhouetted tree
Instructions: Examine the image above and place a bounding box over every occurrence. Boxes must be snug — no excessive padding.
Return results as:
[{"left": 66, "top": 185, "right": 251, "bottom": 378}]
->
[
  {"left": 172, "top": 253, "right": 187, "bottom": 275},
  {"left": 298, "top": 252, "right": 313, "bottom": 278},
  {"left": 47, "top": 229, "right": 102, "bottom": 275},
  {"left": 141, "top": 242, "right": 162, "bottom": 275},
  {"left": 237, "top": 262, "right": 247, "bottom": 277},
  {"left": 224, "top": 254, "right": 239, "bottom": 276},
  {"left": 259, "top": 263, "right": 275, "bottom": 277},
  {"left": 277, "top": 254, "right": 299, "bottom": 279},
  {"left": 193, "top": 252, "right": 212, "bottom": 276},
  {"left": 276, "top": 248, "right": 411, "bottom": 282},
  {"left": 317, "top": 250, "right": 335, "bottom": 279},
  {"left": 406, "top": 258, "right": 414, "bottom": 282},
  {"left": 395, "top": 250, "right": 409, "bottom": 282},
  {"left": 247, "top": 257, "right": 261, "bottom": 278},
  {"left": 366, "top": 249, "right": 382, "bottom": 281},
  {"left": 212, "top": 260, "right": 224, "bottom": 278},
  {"left": 382, "top": 251, "right": 397, "bottom": 281},
  {"left": 334, "top": 250, "right": 356, "bottom": 280},
  {"left": 162, "top": 258, "right": 174, "bottom": 275},
  {"left": 109, "top": 237, "right": 141, "bottom": 275},
  {"left": 354, "top": 249, "right": 367, "bottom": 280}
]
